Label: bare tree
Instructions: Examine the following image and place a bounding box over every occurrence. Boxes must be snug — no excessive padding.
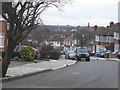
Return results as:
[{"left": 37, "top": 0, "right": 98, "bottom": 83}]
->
[
  {"left": 74, "top": 28, "right": 93, "bottom": 47},
  {"left": 1, "top": 0, "right": 71, "bottom": 77}
]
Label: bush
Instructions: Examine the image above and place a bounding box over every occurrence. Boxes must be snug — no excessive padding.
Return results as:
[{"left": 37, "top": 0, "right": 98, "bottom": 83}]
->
[
  {"left": 20, "top": 46, "right": 35, "bottom": 61},
  {"left": 49, "top": 50, "right": 61, "bottom": 60},
  {"left": 40, "top": 51, "right": 51, "bottom": 59},
  {"left": 41, "top": 45, "right": 54, "bottom": 51},
  {"left": 40, "top": 45, "right": 61, "bottom": 60},
  {"left": 40, "top": 50, "right": 60, "bottom": 60}
]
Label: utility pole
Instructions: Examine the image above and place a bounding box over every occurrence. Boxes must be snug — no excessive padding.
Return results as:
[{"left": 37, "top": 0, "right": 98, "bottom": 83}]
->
[{"left": 118, "top": 2, "right": 120, "bottom": 51}]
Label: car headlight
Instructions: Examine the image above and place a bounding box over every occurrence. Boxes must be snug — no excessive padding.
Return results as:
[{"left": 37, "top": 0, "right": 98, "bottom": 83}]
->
[{"left": 86, "top": 54, "right": 89, "bottom": 56}]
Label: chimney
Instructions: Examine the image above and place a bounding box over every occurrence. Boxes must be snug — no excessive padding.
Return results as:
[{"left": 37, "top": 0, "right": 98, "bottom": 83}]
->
[
  {"left": 94, "top": 25, "right": 98, "bottom": 30},
  {"left": 88, "top": 23, "right": 90, "bottom": 28},
  {"left": 110, "top": 22, "right": 114, "bottom": 28}
]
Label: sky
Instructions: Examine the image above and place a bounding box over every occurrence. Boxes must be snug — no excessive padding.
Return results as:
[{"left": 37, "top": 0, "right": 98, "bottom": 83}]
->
[{"left": 41, "top": 0, "right": 119, "bottom": 27}]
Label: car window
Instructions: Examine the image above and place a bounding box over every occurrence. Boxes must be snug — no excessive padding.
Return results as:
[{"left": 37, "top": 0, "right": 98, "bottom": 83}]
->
[
  {"left": 76, "top": 48, "right": 88, "bottom": 53},
  {"left": 69, "top": 51, "right": 75, "bottom": 54}
]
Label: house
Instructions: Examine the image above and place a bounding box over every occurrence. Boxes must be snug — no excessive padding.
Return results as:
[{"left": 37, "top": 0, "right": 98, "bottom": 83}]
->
[
  {"left": 94, "top": 27, "right": 106, "bottom": 52},
  {"left": 48, "top": 34, "right": 64, "bottom": 49},
  {"left": 0, "top": 20, "right": 8, "bottom": 52},
  {"left": 94, "top": 22, "right": 115, "bottom": 53},
  {"left": 113, "top": 23, "right": 120, "bottom": 52},
  {"left": 63, "top": 34, "right": 78, "bottom": 51}
]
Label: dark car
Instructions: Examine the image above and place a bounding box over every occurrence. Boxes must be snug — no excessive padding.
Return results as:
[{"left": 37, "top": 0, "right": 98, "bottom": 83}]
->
[
  {"left": 12, "top": 45, "right": 25, "bottom": 59},
  {"left": 75, "top": 47, "right": 90, "bottom": 61},
  {"left": 12, "top": 45, "right": 40, "bottom": 59},
  {"left": 117, "top": 51, "right": 120, "bottom": 59},
  {"left": 95, "top": 50, "right": 111, "bottom": 58}
]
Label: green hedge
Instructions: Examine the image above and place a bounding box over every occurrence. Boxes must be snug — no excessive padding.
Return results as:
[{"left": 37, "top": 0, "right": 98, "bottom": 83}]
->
[
  {"left": 20, "top": 46, "right": 35, "bottom": 61},
  {"left": 40, "top": 50, "right": 60, "bottom": 60},
  {"left": 40, "top": 45, "right": 61, "bottom": 60}
]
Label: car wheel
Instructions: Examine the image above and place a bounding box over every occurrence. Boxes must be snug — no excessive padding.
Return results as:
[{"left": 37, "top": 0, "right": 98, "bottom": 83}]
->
[
  {"left": 65, "top": 56, "right": 67, "bottom": 59},
  {"left": 86, "top": 57, "right": 90, "bottom": 61},
  {"left": 77, "top": 57, "right": 81, "bottom": 61},
  {"left": 118, "top": 56, "right": 120, "bottom": 59}
]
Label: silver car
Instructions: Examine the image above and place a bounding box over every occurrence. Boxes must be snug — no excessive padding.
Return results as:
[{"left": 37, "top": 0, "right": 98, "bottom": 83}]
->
[{"left": 65, "top": 51, "right": 76, "bottom": 60}]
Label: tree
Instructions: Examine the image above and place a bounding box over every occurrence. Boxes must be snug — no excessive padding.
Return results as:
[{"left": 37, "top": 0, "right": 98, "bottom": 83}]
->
[
  {"left": 74, "top": 28, "right": 92, "bottom": 47},
  {"left": 1, "top": 0, "right": 71, "bottom": 77}
]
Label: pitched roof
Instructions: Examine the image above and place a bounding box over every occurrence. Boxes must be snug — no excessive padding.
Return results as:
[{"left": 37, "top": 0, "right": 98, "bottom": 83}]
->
[
  {"left": 64, "top": 36, "right": 72, "bottom": 41},
  {"left": 94, "top": 23, "right": 120, "bottom": 36},
  {"left": 107, "top": 23, "right": 120, "bottom": 35},
  {"left": 94, "top": 27, "right": 106, "bottom": 36}
]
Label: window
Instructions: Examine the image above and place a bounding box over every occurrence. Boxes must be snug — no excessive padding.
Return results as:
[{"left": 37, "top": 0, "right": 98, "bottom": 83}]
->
[
  {"left": 114, "top": 44, "right": 119, "bottom": 52},
  {"left": 95, "top": 35, "right": 100, "bottom": 42},
  {"left": 114, "top": 32, "right": 119, "bottom": 40},
  {"left": 0, "top": 32, "right": 4, "bottom": 48},
  {"left": 106, "top": 36, "right": 109, "bottom": 43}
]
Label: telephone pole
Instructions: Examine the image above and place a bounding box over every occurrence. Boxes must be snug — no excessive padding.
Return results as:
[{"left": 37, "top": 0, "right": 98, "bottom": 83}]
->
[{"left": 118, "top": 2, "right": 120, "bottom": 51}]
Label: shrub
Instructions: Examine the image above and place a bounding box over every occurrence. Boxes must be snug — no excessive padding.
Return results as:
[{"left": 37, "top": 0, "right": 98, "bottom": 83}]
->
[
  {"left": 49, "top": 50, "right": 61, "bottom": 60},
  {"left": 40, "top": 45, "right": 61, "bottom": 60},
  {"left": 20, "top": 46, "right": 35, "bottom": 61},
  {"left": 40, "top": 50, "right": 61, "bottom": 60},
  {"left": 41, "top": 45, "right": 54, "bottom": 51},
  {"left": 40, "top": 51, "right": 51, "bottom": 59}
]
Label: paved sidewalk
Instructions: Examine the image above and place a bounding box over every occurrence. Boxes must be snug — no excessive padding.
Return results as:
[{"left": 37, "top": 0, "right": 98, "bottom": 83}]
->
[
  {"left": 1, "top": 59, "right": 77, "bottom": 82},
  {"left": 91, "top": 57, "right": 119, "bottom": 61}
]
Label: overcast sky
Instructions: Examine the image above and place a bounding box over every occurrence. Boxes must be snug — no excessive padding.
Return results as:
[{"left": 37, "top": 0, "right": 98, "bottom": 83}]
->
[{"left": 41, "top": 0, "right": 119, "bottom": 27}]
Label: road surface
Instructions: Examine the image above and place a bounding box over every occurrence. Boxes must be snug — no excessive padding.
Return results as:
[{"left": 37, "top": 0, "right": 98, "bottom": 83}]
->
[{"left": 3, "top": 59, "right": 118, "bottom": 88}]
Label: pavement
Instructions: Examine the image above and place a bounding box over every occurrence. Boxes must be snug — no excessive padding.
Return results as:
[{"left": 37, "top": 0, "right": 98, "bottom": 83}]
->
[
  {"left": 1, "top": 56, "right": 119, "bottom": 82},
  {"left": 1, "top": 58, "right": 77, "bottom": 82},
  {"left": 91, "top": 57, "right": 119, "bottom": 61}
]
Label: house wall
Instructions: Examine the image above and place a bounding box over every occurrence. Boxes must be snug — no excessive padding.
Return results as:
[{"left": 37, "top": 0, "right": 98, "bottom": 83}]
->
[
  {"left": 114, "top": 33, "right": 119, "bottom": 52},
  {"left": 0, "top": 20, "right": 8, "bottom": 52},
  {"left": 49, "top": 41, "right": 61, "bottom": 47},
  {"left": 114, "top": 43, "right": 119, "bottom": 52}
]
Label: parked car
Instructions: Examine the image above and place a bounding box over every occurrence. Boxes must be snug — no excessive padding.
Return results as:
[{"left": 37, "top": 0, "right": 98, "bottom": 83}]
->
[
  {"left": 12, "top": 45, "right": 40, "bottom": 59},
  {"left": 95, "top": 50, "right": 112, "bottom": 58},
  {"left": 65, "top": 50, "right": 76, "bottom": 60},
  {"left": 75, "top": 47, "right": 90, "bottom": 61},
  {"left": 116, "top": 51, "right": 120, "bottom": 59}
]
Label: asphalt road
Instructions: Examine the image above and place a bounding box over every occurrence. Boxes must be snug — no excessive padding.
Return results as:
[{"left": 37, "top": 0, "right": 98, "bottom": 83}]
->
[{"left": 3, "top": 59, "right": 118, "bottom": 88}]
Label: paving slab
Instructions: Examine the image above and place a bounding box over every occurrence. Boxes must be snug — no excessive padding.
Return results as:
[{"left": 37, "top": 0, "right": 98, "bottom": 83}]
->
[{"left": 1, "top": 59, "right": 77, "bottom": 82}]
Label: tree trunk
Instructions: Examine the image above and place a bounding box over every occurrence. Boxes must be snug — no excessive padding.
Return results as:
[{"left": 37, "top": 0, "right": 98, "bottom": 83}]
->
[
  {"left": 2, "top": 60, "right": 9, "bottom": 77},
  {"left": 2, "top": 33, "right": 14, "bottom": 77}
]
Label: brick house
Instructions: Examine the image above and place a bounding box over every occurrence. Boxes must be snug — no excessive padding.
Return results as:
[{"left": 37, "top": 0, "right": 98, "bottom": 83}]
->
[
  {"left": 113, "top": 23, "right": 120, "bottom": 52},
  {"left": 94, "top": 22, "right": 115, "bottom": 53},
  {"left": 63, "top": 34, "right": 78, "bottom": 51},
  {"left": 0, "top": 20, "right": 8, "bottom": 52}
]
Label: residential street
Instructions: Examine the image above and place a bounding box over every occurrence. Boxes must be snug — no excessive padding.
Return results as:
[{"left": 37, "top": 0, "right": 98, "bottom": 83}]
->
[{"left": 3, "top": 58, "right": 118, "bottom": 88}]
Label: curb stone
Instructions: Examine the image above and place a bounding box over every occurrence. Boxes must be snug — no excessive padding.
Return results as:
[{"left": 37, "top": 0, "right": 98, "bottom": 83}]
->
[
  {"left": 1, "top": 60, "right": 77, "bottom": 82},
  {"left": 91, "top": 57, "right": 119, "bottom": 61},
  {"left": 2, "top": 69, "right": 52, "bottom": 82}
]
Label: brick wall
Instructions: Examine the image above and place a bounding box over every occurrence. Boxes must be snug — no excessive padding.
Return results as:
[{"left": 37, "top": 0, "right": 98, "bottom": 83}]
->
[{"left": 0, "top": 20, "right": 8, "bottom": 52}]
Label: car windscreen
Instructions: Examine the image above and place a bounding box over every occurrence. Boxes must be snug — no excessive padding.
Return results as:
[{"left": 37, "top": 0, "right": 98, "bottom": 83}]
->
[
  {"left": 69, "top": 51, "right": 75, "bottom": 54},
  {"left": 77, "top": 48, "right": 88, "bottom": 53}
]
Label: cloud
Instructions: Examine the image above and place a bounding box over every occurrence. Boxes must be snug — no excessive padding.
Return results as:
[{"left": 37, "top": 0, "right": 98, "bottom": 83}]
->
[{"left": 41, "top": 0, "right": 119, "bottom": 26}]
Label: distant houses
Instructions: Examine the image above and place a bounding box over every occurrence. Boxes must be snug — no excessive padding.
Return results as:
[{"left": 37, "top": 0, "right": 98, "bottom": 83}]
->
[
  {"left": 0, "top": 19, "right": 119, "bottom": 55},
  {"left": 45, "top": 22, "right": 120, "bottom": 54}
]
